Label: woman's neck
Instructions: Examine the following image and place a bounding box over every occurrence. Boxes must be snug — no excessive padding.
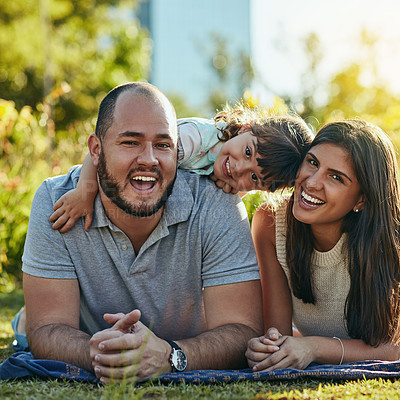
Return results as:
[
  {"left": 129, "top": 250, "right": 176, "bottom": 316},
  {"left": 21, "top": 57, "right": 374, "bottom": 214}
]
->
[{"left": 311, "top": 224, "right": 343, "bottom": 252}]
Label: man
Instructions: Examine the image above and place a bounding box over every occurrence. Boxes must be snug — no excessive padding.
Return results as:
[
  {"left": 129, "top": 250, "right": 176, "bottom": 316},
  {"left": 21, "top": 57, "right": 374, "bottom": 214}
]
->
[{"left": 22, "top": 82, "right": 263, "bottom": 382}]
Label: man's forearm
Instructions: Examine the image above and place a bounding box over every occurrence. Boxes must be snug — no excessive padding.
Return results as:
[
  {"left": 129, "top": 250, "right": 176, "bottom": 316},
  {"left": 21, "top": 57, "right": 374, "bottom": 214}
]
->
[
  {"left": 177, "top": 323, "right": 260, "bottom": 370},
  {"left": 29, "top": 324, "right": 92, "bottom": 372}
]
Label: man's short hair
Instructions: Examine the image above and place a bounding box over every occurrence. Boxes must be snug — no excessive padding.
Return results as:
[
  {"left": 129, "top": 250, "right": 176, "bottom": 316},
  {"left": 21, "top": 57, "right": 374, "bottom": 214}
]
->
[{"left": 95, "top": 82, "right": 175, "bottom": 140}]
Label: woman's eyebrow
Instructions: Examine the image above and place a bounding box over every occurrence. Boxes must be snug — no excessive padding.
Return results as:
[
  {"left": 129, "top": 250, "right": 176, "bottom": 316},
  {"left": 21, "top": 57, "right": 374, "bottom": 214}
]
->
[
  {"left": 328, "top": 168, "right": 352, "bottom": 182},
  {"left": 308, "top": 151, "right": 352, "bottom": 182}
]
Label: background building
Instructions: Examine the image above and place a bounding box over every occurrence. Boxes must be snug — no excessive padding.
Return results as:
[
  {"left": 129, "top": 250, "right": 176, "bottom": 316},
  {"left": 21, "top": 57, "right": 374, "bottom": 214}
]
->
[{"left": 137, "top": 0, "right": 253, "bottom": 115}]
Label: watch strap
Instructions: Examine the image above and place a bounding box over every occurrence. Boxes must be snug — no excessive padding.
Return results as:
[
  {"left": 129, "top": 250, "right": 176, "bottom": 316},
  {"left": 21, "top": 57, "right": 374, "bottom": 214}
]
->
[
  {"left": 166, "top": 340, "right": 182, "bottom": 351},
  {"left": 166, "top": 339, "right": 187, "bottom": 372}
]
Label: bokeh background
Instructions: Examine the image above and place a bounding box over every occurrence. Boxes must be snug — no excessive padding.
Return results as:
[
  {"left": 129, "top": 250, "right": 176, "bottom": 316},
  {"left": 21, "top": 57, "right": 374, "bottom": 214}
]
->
[{"left": 2, "top": 0, "right": 400, "bottom": 291}]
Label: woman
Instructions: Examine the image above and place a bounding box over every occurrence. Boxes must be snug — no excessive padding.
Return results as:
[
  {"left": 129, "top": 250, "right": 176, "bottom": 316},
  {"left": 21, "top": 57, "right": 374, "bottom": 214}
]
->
[{"left": 246, "top": 119, "right": 400, "bottom": 371}]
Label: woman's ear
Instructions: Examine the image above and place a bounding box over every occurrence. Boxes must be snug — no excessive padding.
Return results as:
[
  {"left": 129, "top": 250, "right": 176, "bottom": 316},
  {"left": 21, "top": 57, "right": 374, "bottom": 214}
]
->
[
  {"left": 353, "top": 194, "right": 365, "bottom": 213},
  {"left": 88, "top": 133, "right": 101, "bottom": 167}
]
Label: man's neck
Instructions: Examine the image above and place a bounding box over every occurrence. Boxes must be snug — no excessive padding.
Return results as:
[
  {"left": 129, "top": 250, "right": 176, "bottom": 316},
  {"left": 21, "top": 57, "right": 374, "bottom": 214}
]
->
[{"left": 100, "top": 193, "right": 163, "bottom": 254}]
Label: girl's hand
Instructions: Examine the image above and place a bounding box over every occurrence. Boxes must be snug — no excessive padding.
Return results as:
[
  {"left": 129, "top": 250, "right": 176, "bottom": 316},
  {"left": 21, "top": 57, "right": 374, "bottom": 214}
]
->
[
  {"left": 209, "top": 173, "right": 238, "bottom": 194},
  {"left": 49, "top": 188, "right": 94, "bottom": 233}
]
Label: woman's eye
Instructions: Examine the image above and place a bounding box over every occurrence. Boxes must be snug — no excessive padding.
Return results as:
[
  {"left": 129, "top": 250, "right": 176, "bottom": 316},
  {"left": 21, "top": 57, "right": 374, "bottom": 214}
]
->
[
  {"left": 245, "top": 146, "right": 251, "bottom": 158},
  {"left": 307, "top": 158, "right": 317, "bottom": 167},
  {"left": 251, "top": 173, "right": 258, "bottom": 183},
  {"left": 332, "top": 174, "right": 344, "bottom": 183}
]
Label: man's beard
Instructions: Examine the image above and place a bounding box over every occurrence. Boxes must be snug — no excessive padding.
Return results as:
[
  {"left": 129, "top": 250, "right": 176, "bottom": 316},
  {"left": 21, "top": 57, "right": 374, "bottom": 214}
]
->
[{"left": 97, "top": 150, "right": 175, "bottom": 217}]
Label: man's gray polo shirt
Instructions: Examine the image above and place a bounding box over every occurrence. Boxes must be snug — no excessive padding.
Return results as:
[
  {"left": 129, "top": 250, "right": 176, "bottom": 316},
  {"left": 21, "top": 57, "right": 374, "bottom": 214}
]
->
[{"left": 22, "top": 167, "right": 260, "bottom": 340}]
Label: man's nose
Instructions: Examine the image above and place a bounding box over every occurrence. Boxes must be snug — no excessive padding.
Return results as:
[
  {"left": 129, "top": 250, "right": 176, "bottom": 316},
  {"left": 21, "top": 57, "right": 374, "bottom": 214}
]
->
[{"left": 137, "top": 143, "right": 158, "bottom": 165}]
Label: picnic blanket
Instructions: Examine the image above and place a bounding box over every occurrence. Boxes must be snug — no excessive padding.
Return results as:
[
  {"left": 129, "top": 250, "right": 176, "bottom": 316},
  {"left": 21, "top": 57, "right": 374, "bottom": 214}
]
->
[{"left": 1, "top": 351, "right": 400, "bottom": 383}]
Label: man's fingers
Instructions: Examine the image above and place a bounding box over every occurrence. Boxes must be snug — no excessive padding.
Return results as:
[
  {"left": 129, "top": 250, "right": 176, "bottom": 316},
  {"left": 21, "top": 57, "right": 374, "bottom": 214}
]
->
[
  {"left": 112, "top": 310, "right": 141, "bottom": 332},
  {"left": 103, "top": 313, "right": 126, "bottom": 325},
  {"left": 113, "top": 310, "right": 141, "bottom": 332},
  {"left": 90, "top": 329, "right": 124, "bottom": 346},
  {"left": 94, "top": 363, "right": 139, "bottom": 382},
  {"left": 97, "top": 333, "right": 142, "bottom": 353},
  {"left": 94, "top": 348, "right": 140, "bottom": 367}
]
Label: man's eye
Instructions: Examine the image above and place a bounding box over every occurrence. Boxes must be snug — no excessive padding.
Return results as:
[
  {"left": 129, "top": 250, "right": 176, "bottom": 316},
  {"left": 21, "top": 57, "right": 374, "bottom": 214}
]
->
[
  {"left": 245, "top": 146, "right": 251, "bottom": 158},
  {"left": 251, "top": 173, "right": 258, "bottom": 183},
  {"left": 122, "top": 141, "right": 137, "bottom": 146},
  {"left": 157, "top": 143, "right": 170, "bottom": 149}
]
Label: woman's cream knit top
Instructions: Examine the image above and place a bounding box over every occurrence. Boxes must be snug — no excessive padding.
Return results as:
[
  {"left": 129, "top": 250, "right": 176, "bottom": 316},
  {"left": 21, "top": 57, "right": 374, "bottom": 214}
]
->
[{"left": 275, "top": 198, "right": 351, "bottom": 338}]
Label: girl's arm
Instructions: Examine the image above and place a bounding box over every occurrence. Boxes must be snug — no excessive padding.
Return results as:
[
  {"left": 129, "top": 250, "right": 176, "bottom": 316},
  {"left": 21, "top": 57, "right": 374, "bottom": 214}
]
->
[
  {"left": 246, "top": 204, "right": 293, "bottom": 369},
  {"left": 49, "top": 153, "right": 98, "bottom": 232}
]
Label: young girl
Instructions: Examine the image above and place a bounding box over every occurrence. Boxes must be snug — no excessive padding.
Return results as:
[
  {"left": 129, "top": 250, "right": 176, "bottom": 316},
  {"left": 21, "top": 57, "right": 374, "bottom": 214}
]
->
[
  {"left": 50, "top": 104, "right": 313, "bottom": 232},
  {"left": 246, "top": 119, "right": 400, "bottom": 370}
]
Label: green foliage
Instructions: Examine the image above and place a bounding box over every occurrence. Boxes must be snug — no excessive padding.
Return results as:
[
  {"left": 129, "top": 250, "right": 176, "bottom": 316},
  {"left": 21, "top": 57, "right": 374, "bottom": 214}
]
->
[
  {"left": 241, "top": 191, "right": 269, "bottom": 225},
  {"left": 0, "top": 0, "right": 150, "bottom": 131},
  {"left": 0, "top": 100, "right": 90, "bottom": 290}
]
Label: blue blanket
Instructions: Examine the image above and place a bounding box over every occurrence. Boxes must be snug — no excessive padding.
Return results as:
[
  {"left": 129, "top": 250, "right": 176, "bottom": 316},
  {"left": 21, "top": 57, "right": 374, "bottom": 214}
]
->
[{"left": 1, "top": 351, "right": 400, "bottom": 383}]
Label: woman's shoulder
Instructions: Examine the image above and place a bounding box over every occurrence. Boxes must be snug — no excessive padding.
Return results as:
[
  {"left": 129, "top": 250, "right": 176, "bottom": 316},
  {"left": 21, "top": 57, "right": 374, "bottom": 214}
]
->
[{"left": 252, "top": 193, "right": 291, "bottom": 244}]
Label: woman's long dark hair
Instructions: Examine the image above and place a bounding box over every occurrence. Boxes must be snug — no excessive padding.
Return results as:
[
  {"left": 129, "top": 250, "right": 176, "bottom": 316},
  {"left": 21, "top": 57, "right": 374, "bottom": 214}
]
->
[{"left": 286, "top": 120, "right": 400, "bottom": 346}]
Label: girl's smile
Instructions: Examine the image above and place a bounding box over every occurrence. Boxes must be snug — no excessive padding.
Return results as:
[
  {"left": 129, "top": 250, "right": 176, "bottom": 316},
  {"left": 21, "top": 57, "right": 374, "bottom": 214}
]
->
[{"left": 213, "top": 131, "right": 267, "bottom": 191}]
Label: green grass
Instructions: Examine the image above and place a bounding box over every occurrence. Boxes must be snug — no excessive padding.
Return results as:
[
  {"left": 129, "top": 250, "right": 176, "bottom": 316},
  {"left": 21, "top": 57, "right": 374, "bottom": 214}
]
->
[{"left": 1, "top": 290, "right": 400, "bottom": 399}]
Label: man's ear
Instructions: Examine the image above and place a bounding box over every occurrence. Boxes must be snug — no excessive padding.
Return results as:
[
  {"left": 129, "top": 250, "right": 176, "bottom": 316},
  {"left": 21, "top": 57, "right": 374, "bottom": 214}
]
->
[
  {"left": 353, "top": 193, "right": 365, "bottom": 213},
  {"left": 88, "top": 133, "right": 101, "bottom": 167}
]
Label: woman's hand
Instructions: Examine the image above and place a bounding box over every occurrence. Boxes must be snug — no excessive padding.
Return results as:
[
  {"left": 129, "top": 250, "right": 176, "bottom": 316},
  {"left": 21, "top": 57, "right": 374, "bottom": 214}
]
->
[
  {"left": 246, "top": 328, "right": 281, "bottom": 370},
  {"left": 248, "top": 327, "right": 314, "bottom": 371}
]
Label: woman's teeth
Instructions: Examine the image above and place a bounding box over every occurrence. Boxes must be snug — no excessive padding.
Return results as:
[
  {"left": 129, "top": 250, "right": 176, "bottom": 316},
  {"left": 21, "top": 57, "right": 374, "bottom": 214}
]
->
[{"left": 302, "top": 191, "right": 324, "bottom": 204}]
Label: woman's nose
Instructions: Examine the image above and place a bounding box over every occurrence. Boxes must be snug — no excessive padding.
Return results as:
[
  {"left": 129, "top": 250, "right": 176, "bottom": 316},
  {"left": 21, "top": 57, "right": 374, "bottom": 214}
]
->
[{"left": 304, "top": 171, "right": 323, "bottom": 190}]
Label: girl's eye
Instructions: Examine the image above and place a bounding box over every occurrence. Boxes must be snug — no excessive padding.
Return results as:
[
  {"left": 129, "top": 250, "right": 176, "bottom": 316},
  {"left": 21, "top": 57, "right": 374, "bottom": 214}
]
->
[
  {"left": 251, "top": 173, "right": 258, "bottom": 183},
  {"left": 245, "top": 146, "right": 251, "bottom": 158}
]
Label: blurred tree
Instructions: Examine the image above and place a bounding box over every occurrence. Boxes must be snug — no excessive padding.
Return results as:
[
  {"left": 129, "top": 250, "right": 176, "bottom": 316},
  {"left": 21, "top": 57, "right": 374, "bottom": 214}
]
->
[
  {"left": 206, "top": 33, "right": 254, "bottom": 113},
  {"left": 293, "top": 29, "right": 400, "bottom": 143},
  {"left": 0, "top": 0, "right": 151, "bottom": 134}
]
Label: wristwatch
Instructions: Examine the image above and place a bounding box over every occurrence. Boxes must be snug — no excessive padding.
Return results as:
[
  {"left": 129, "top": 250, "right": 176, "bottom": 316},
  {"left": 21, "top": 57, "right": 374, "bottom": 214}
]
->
[{"left": 166, "top": 340, "right": 187, "bottom": 372}]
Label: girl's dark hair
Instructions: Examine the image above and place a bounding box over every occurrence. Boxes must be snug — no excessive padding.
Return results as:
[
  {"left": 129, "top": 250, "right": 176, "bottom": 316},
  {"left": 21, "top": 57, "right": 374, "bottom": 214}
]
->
[
  {"left": 286, "top": 119, "right": 400, "bottom": 346},
  {"left": 214, "top": 104, "right": 313, "bottom": 191}
]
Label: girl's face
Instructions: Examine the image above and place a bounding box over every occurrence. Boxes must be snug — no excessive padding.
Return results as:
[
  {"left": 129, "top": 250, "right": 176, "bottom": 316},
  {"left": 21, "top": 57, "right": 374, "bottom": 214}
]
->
[
  {"left": 213, "top": 130, "right": 267, "bottom": 191},
  {"left": 293, "top": 142, "right": 364, "bottom": 232}
]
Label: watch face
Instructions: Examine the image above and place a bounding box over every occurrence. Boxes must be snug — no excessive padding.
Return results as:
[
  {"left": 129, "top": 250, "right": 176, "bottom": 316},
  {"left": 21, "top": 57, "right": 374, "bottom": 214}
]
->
[{"left": 172, "top": 349, "right": 187, "bottom": 372}]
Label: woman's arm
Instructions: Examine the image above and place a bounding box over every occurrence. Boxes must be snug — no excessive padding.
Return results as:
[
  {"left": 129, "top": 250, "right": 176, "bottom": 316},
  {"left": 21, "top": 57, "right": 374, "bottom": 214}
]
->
[
  {"left": 246, "top": 204, "right": 294, "bottom": 369},
  {"left": 251, "top": 329, "right": 400, "bottom": 371},
  {"left": 251, "top": 205, "right": 293, "bottom": 334}
]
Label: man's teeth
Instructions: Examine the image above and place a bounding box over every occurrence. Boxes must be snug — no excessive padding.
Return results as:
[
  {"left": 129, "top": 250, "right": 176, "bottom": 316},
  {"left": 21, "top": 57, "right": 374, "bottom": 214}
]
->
[
  {"left": 132, "top": 176, "right": 156, "bottom": 182},
  {"left": 302, "top": 191, "right": 324, "bottom": 204},
  {"left": 226, "top": 159, "right": 232, "bottom": 177}
]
